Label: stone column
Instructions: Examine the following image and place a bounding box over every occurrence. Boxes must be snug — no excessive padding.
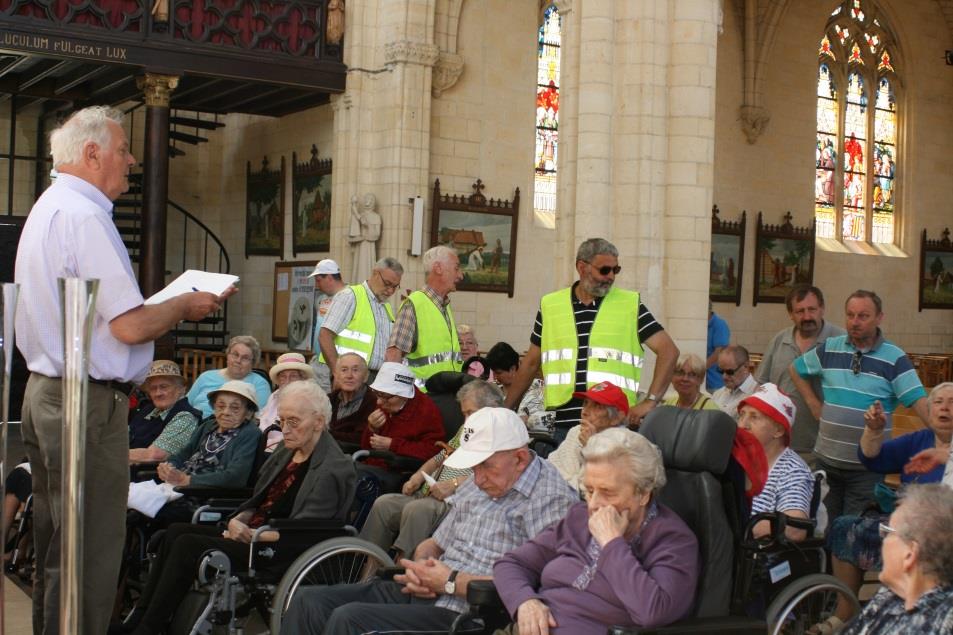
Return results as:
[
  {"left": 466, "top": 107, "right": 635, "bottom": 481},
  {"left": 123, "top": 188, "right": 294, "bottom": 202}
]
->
[{"left": 136, "top": 73, "right": 178, "bottom": 297}]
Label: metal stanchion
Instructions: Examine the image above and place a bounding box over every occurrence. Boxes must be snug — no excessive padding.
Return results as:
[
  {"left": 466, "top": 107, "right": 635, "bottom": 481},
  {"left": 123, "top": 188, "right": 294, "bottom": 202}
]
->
[
  {"left": 0, "top": 283, "right": 19, "bottom": 635},
  {"left": 59, "top": 278, "right": 98, "bottom": 635}
]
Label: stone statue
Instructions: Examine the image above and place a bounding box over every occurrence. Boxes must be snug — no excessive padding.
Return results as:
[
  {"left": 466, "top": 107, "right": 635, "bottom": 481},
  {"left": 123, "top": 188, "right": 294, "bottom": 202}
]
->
[
  {"left": 326, "top": 0, "right": 345, "bottom": 46},
  {"left": 349, "top": 192, "right": 381, "bottom": 283}
]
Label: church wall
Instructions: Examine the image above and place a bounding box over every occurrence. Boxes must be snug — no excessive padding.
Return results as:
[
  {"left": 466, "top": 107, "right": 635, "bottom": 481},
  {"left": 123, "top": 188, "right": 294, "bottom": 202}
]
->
[{"left": 712, "top": 0, "right": 953, "bottom": 355}]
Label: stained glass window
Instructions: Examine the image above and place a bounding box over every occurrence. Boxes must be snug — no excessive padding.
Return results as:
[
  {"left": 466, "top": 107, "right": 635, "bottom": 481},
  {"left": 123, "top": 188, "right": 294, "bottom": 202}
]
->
[
  {"left": 534, "top": 4, "right": 561, "bottom": 223},
  {"left": 814, "top": 0, "right": 898, "bottom": 245}
]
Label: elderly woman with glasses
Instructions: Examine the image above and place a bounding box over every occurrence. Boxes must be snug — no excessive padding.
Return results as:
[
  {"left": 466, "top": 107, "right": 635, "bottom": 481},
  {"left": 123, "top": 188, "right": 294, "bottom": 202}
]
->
[
  {"left": 494, "top": 428, "right": 700, "bottom": 634},
  {"left": 840, "top": 484, "right": 953, "bottom": 634},
  {"left": 118, "top": 381, "right": 356, "bottom": 635},
  {"left": 187, "top": 335, "right": 272, "bottom": 418},
  {"left": 818, "top": 382, "right": 953, "bottom": 634},
  {"left": 257, "top": 352, "right": 316, "bottom": 453},
  {"left": 663, "top": 353, "right": 720, "bottom": 411}
]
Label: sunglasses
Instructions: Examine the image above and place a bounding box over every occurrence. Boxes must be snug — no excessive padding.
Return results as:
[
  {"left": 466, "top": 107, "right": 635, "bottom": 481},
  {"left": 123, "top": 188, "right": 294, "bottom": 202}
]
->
[
  {"left": 585, "top": 262, "right": 622, "bottom": 276},
  {"left": 851, "top": 350, "right": 863, "bottom": 375},
  {"left": 719, "top": 363, "right": 745, "bottom": 376}
]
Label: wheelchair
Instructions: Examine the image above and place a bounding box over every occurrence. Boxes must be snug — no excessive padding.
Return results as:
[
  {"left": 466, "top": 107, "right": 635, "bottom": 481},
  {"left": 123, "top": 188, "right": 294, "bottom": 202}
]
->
[{"left": 451, "top": 408, "right": 860, "bottom": 635}]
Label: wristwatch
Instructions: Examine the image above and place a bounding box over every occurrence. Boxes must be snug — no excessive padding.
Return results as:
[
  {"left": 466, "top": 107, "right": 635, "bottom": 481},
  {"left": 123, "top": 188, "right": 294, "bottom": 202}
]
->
[
  {"left": 645, "top": 393, "right": 661, "bottom": 403},
  {"left": 444, "top": 569, "right": 459, "bottom": 595}
]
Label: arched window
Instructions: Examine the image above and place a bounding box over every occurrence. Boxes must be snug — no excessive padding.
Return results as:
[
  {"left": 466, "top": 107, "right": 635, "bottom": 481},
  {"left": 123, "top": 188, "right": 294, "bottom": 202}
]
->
[
  {"left": 534, "top": 3, "right": 561, "bottom": 227},
  {"left": 814, "top": 0, "right": 898, "bottom": 244}
]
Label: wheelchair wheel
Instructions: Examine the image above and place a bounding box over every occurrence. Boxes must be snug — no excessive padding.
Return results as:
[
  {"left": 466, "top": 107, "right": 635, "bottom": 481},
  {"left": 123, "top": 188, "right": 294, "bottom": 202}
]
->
[
  {"left": 269, "top": 536, "right": 394, "bottom": 633},
  {"left": 766, "top": 573, "right": 860, "bottom": 635}
]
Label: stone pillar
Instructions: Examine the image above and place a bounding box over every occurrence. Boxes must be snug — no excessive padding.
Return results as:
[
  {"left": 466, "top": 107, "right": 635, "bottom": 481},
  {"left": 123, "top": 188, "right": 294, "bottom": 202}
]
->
[{"left": 136, "top": 73, "right": 178, "bottom": 296}]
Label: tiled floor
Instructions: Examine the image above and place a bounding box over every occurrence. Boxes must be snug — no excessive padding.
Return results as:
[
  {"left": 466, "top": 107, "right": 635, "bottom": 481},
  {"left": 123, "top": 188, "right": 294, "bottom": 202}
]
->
[{"left": 4, "top": 578, "right": 32, "bottom": 633}]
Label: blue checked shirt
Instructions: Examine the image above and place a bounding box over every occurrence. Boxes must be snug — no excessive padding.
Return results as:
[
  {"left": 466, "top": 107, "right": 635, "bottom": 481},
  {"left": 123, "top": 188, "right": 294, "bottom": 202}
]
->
[{"left": 431, "top": 454, "right": 578, "bottom": 614}]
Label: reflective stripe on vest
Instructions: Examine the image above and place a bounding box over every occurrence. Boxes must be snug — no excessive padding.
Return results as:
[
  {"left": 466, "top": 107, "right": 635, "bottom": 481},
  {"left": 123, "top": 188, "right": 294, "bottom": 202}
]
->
[
  {"left": 539, "top": 286, "right": 644, "bottom": 408},
  {"left": 403, "top": 290, "right": 461, "bottom": 389},
  {"left": 319, "top": 284, "right": 394, "bottom": 364}
]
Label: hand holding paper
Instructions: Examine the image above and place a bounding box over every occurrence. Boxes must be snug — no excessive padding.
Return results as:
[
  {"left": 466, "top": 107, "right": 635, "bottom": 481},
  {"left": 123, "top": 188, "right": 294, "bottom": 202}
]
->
[{"left": 145, "top": 270, "right": 240, "bottom": 306}]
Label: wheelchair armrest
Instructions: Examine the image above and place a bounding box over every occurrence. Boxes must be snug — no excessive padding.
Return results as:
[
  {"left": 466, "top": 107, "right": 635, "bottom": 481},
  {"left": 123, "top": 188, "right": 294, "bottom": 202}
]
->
[
  {"left": 607, "top": 616, "right": 765, "bottom": 635},
  {"left": 174, "top": 486, "right": 254, "bottom": 500},
  {"left": 353, "top": 449, "right": 425, "bottom": 472},
  {"left": 266, "top": 518, "right": 348, "bottom": 532},
  {"left": 338, "top": 441, "right": 362, "bottom": 455},
  {"left": 742, "top": 511, "right": 817, "bottom": 550},
  {"left": 466, "top": 579, "right": 503, "bottom": 606}
]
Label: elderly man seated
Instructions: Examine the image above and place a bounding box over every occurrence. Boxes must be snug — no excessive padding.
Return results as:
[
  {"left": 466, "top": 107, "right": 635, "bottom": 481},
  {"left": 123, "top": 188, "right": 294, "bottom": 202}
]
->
[
  {"left": 712, "top": 345, "right": 759, "bottom": 419},
  {"left": 548, "top": 381, "right": 629, "bottom": 491},
  {"left": 278, "top": 407, "right": 578, "bottom": 635},
  {"left": 128, "top": 360, "right": 201, "bottom": 464},
  {"left": 359, "top": 379, "right": 504, "bottom": 559}
]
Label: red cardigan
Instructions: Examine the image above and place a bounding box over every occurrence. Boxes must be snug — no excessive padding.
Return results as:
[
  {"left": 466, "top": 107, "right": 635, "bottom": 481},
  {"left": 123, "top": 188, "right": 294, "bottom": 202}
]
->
[{"left": 360, "top": 387, "right": 445, "bottom": 467}]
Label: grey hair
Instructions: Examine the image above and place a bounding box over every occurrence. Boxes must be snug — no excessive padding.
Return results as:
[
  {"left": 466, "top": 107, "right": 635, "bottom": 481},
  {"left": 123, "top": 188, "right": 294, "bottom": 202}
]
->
[
  {"left": 929, "top": 382, "right": 953, "bottom": 400},
  {"left": 423, "top": 245, "right": 457, "bottom": 274},
  {"left": 278, "top": 380, "right": 333, "bottom": 430},
  {"left": 457, "top": 379, "right": 504, "bottom": 408},
  {"left": 582, "top": 428, "right": 667, "bottom": 495},
  {"left": 335, "top": 352, "right": 369, "bottom": 381},
  {"left": 49, "top": 106, "right": 125, "bottom": 168},
  {"left": 676, "top": 353, "right": 706, "bottom": 377},
  {"left": 374, "top": 257, "right": 404, "bottom": 276},
  {"left": 896, "top": 484, "right": 953, "bottom": 586},
  {"left": 457, "top": 323, "right": 475, "bottom": 337},
  {"left": 226, "top": 335, "right": 262, "bottom": 365},
  {"left": 576, "top": 238, "right": 618, "bottom": 263}
]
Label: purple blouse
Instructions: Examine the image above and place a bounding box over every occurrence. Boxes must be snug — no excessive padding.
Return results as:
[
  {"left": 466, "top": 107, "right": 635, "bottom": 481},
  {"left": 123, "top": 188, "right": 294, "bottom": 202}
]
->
[{"left": 493, "top": 501, "right": 700, "bottom": 634}]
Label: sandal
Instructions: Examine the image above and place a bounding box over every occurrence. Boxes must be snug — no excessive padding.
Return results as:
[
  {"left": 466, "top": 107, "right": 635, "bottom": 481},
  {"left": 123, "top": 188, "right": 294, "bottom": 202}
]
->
[{"left": 807, "top": 615, "right": 845, "bottom": 635}]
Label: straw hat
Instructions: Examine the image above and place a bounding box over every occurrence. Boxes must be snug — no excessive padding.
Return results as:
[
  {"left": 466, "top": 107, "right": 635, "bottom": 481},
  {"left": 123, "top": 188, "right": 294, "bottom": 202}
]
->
[
  {"left": 207, "top": 380, "right": 260, "bottom": 412},
  {"left": 269, "top": 352, "right": 315, "bottom": 384},
  {"left": 141, "top": 360, "right": 185, "bottom": 386}
]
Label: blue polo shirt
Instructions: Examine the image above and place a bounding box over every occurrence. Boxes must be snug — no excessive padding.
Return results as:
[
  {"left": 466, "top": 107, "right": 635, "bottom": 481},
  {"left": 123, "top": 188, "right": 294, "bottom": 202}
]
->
[{"left": 706, "top": 312, "right": 730, "bottom": 390}]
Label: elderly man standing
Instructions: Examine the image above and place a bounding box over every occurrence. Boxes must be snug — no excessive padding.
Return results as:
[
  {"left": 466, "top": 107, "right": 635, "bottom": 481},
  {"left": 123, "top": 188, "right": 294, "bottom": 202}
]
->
[
  {"left": 16, "top": 106, "right": 228, "bottom": 634},
  {"left": 386, "top": 245, "right": 464, "bottom": 387},
  {"left": 711, "top": 345, "right": 759, "bottom": 419},
  {"left": 755, "top": 285, "right": 845, "bottom": 463},
  {"left": 317, "top": 256, "right": 403, "bottom": 386},
  {"left": 790, "top": 290, "right": 928, "bottom": 530},
  {"left": 278, "top": 407, "right": 577, "bottom": 635},
  {"left": 308, "top": 258, "right": 347, "bottom": 391},
  {"left": 505, "top": 238, "right": 679, "bottom": 442}
]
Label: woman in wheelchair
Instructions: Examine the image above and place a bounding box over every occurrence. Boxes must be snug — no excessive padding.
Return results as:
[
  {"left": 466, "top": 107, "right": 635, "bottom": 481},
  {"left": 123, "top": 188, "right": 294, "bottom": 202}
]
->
[
  {"left": 737, "top": 383, "right": 814, "bottom": 542},
  {"left": 115, "top": 380, "right": 357, "bottom": 635},
  {"left": 493, "top": 427, "right": 700, "bottom": 634}
]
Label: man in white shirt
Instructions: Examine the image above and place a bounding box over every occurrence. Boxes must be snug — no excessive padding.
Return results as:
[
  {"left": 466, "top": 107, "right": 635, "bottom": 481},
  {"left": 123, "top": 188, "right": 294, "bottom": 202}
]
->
[
  {"left": 712, "top": 345, "right": 759, "bottom": 419},
  {"left": 15, "top": 106, "right": 228, "bottom": 634}
]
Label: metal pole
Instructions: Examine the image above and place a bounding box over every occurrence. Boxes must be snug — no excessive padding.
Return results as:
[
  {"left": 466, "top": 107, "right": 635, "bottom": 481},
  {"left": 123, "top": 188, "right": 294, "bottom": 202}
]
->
[
  {"left": 0, "top": 283, "right": 19, "bottom": 635},
  {"left": 59, "top": 278, "right": 98, "bottom": 635}
]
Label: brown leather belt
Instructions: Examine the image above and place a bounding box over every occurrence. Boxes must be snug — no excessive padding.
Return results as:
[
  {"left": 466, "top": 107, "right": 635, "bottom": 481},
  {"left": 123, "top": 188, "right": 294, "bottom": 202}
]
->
[{"left": 36, "top": 373, "right": 135, "bottom": 396}]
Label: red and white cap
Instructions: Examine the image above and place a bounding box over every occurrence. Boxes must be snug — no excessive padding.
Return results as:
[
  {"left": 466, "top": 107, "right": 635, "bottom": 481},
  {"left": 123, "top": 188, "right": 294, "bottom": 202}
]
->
[
  {"left": 739, "top": 383, "right": 797, "bottom": 438},
  {"left": 443, "top": 407, "right": 530, "bottom": 469},
  {"left": 572, "top": 381, "right": 630, "bottom": 414}
]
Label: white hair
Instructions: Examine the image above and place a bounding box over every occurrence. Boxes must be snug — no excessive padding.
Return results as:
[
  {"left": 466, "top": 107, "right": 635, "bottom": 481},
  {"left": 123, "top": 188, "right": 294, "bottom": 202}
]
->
[
  {"left": 423, "top": 245, "right": 456, "bottom": 274},
  {"left": 279, "top": 380, "right": 333, "bottom": 428},
  {"left": 582, "top": 427, "right": 667, "bottom": 495},
  {"left": 49, "top": 106, "right": 125, "bottom": 168}
]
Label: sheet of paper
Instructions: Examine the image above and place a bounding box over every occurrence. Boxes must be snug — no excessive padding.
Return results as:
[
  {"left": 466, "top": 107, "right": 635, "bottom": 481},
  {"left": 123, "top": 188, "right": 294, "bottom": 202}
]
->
[
  {"left": 276, "top": 272, "right": 290, "bottom": 292},
  {"left": 145, "top": 270, "right": 240, "bottom": 305}
]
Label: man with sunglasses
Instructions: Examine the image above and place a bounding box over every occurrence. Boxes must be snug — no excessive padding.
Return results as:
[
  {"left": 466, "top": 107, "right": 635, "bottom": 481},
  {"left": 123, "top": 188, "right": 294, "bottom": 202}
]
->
[
  {"left": 790, "top": 290, "right": 929, "bottom": 532},
  {"left": 307, "top": 258, "right": 348, "bottom": 391},
  {"left": 315, "top": 257, "right": 403, "bottom": 386},
  {"left": 711, "top": 345, "right": 759, "bottom": 419},
  {"left": 504, "top": 238, "right": 679, "bottom": 442}
]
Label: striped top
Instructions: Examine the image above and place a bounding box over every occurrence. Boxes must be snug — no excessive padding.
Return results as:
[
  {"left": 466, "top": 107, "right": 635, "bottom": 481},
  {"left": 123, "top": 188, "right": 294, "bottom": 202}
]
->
[
  {"left": 531, "top": 282, "right": 663, "bottom": 430},
  {"left": 751, "top": 447, "right": 814, "bottom": 517},
  {"left": 793, "top": 333, "right": 926, "bottom": 468}
]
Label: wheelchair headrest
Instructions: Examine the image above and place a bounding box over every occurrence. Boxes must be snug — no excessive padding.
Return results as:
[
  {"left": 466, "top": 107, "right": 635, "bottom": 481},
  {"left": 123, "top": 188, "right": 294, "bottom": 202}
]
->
[
  {"left": 425, "top": 371, "right": 477, "bottom": 395},
  {"left": 639, "top": 406, "right": 736, "bottom": 474}
]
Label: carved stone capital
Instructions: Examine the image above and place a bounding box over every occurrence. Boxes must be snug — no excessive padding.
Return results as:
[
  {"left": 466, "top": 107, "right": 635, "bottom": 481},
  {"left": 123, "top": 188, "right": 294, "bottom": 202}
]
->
[
  {"left": 432, "top": 52, "right": 464, "bottom": 97},
  {"left": 384, "top": 40, "right": 440, "bottom": 67},
  {"left": 739, "top": 104, "right": 770, "bottom": 144},
  {"left": 137, "top": 73, "right": 179, "bottom": 107}
]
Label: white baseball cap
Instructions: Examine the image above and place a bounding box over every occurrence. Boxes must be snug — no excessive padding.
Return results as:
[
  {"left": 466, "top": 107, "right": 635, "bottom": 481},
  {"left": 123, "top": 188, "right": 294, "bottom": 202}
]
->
[
  {"left": 739, "top": 382, "right": 797, "bottom": 440},
  {"left": 443, "top": 407, "right": 530, "bottom": 469},
  {"left": 308, "top": 259, "right": 341, "bottom": 277},
  {"left": 369, "top": 362, "right": 416, "bottom": 399}
]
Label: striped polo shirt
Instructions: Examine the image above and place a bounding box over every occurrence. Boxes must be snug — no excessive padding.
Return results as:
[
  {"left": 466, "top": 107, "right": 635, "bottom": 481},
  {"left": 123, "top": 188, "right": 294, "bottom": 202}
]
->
[{"left": 793, "top": 332, "right": 926, "bottom": 469}]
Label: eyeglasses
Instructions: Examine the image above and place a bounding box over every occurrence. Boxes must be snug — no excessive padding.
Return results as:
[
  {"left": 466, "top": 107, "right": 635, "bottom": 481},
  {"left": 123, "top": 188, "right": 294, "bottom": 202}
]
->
[
  {"left": 277, "top": 417, "right": 308, "bottom": 429},
  {"left": 719, "top": 363, "right": 745, "bottom": 376},
  {"left": 673, "top": 369, "right": 700, "bottom": 378},
  {"left": 851, "top": 350, "right": 863, "bottom": 375},
  {"left": 371, "top": 389, "right": 402, "bottom": 402},
  {"left": 375, "top": 270, "right": 400, "bottom": 291},
  {"left": 585, "top": 262, "right": 622, "bottom": 276},
  {"left": 878, "top": 522, "right": 898, "bottom": 540},
  {"left": 214, "top": 401, "right": 246, "bottom": 414},
  {"left": 227, "top": 351, "right": 254, "bottom": 363}
]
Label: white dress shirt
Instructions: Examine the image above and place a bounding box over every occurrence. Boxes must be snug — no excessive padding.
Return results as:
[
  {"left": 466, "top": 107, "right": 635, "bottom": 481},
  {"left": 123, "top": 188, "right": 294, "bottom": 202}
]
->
[{"left": 712, "top": 373, "right": 760, "bottom": 419}]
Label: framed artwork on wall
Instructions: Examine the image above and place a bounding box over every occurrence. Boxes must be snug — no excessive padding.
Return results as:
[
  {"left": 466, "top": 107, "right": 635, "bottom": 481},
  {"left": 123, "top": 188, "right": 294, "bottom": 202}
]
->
[
  {"left": 753, "top": 211, "right": 816, "bottom": 306},
  {"left": 292, "top": 145, "right": 333, "bottom": 256},
  {"left": 918, "top": 228, "right": 953, "bottom": 311},
  {"left": 710, "top": 205, "right": 746, "bottom": 306},
  {"left": 430, "top": 179, "right": 521, "bottom": 298},
  {"left": 245, "top": 156, "right": 285, "bottom": 257}
]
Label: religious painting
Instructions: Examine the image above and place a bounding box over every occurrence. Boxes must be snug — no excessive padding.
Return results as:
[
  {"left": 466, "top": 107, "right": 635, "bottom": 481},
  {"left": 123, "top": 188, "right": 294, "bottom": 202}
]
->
[
  {"left": 245, "top": 156, "right": 285, "bottom": 257},
  {"left": 753, "top": 212, "right": 816, "bottom": 306},
  {"left": 430, "top": 179, "right": 520, "bottom": 297},
  {"left": 292, "top": 145, "right": 333, "bottom": 256},
  {"left": 919, "top": 229, "right": 953, "bottom": 311},
  {"left": 709, "top": 205, "right": 745, "bottom": 306}
]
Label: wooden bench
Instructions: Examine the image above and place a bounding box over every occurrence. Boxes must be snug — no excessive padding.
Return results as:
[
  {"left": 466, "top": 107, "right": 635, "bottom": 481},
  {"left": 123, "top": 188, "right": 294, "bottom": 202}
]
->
[{"left": 179, "top": 347, "right": 286, "bottom": 386}]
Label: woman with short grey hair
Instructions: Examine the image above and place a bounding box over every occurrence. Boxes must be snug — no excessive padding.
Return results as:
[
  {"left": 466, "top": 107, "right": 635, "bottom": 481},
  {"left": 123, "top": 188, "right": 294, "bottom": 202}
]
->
[
  {"left": 663, "top": 353, "right": 720, "bottom": 411},
  {"left": 187, "top": 334, "right": 271, "bottom": 418},
  {"left": 495, "top": 427, "right": 699, "bottom": 633}
]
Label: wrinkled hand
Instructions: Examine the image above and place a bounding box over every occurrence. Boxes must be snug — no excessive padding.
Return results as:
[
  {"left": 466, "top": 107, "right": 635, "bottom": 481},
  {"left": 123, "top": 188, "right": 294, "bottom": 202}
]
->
[
  {"left": 157, "top": 462, "right": 189, "bottom": 486},
  {"left": 223, "top": 517, "right": 254, "bottom": 543},
  {"left": 395, "top": 557, "right": 449, "bottom": 598},
  {"left": 428, "top": 479, "right": 457, "bottom": 501},
  {"left": 517, "top": 598, "right": 557, "bottom": 635},
  {"left": 578, "top": 422, "right": 595, "bottom": 447},
  {"left": 402, "top": 471, "right": 426, "bottom": 496},
  {"left": 627, "top": 400, "right": 655, "bottom": 429},
  {"left": 181, "top": 291, "right": 224, "bottom": 322},
  {"left": 864, "top": 400, "right": 887, "bottom": 432},
  {"left": 369, "top": 434, "right": 392, "bottom": 451},
  {"left": 588, "top": 505, "right": 629, "bottom": 547},
  {"left": 904, "top": 447, "right": 951, "bottom": 475},
  {"left": 368, "top": 409, "right": 387, "bottom": 431}
]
